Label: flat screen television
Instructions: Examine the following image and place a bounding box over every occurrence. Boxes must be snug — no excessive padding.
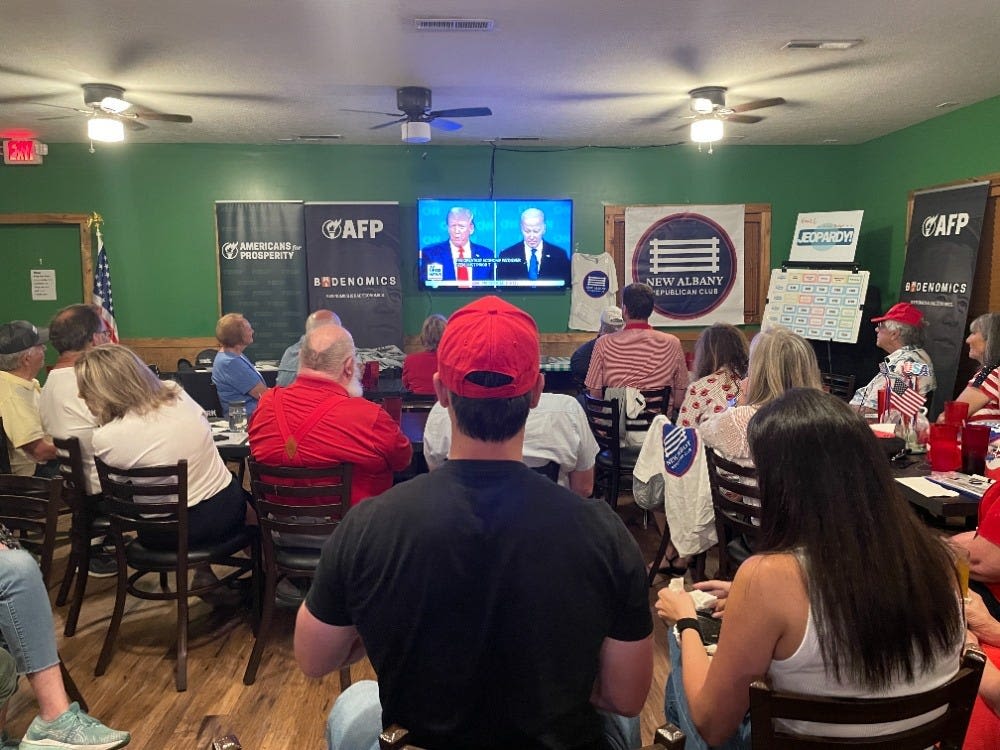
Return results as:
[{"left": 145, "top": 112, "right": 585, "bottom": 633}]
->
[{"left": 417, "top": 198, "right": 573, "bottom": 291}]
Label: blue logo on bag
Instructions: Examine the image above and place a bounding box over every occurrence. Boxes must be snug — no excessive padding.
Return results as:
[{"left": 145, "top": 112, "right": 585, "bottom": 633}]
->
[{"left": 662, "top": 423, "right": 698, "bottom": 477}]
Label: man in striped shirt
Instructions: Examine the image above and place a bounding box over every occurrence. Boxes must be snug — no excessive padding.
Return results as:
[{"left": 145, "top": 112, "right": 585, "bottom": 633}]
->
[{"left": 585, "top": 283, "right": 688, "bottom": 411}]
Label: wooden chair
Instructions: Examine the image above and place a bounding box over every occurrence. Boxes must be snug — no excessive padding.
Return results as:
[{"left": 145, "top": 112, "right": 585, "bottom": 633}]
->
[
  {"left": 0, "top": 417, "right": 11, "bottom": 474},
  {"left": 0, "top": 474, "right": 63, "bottom": 584},
  {"left": 379, "top": 725, "right": 427, "bottom": 749},
  {"left": 243, "top": 459, "right": 352, "bottom": 687},
  {"left": 748, "top": 644, "right": 986, "bottom": 749},
  {"left": 820, "top": 372, "right": 856, "bottom": 402},
  {"left": 640, "top": 722, "right": 686, "bottom": 749},
  {"left": 583, "top": 393, "right": 622, "bottom": 506},
  {"left": 94, "top": 457, "right": 258, "bottom": 691},
  {"left": 175, "top": 370, "right": 224, "bottom": 418},
  {"left": 53, "top": 436, "right": 112, "bottom": 637},
  {"left": 529, "top": 460, "right": 560, "bottom": 482},
  {"left": 705, "top": 446, "right": 760, "bottom": 580}
]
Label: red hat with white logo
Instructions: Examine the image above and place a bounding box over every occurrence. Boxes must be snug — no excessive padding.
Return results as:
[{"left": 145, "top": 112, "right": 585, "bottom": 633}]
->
[
  {"left": 872, "top": 302, "right": 923, "bottom": 328},
  {"left": 437, "top": 296, "right": 540, "bottom": 398}
]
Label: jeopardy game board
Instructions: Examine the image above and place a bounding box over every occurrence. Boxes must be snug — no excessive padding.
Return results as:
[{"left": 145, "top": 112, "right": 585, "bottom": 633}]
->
[{"left": 763, "top": 268, "right": 870, "bottom": 343}]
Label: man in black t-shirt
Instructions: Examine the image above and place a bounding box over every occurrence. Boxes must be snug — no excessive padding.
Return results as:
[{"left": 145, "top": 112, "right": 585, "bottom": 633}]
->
[{"left": 295, "top": 296, "right": 653, "bottom": 750}]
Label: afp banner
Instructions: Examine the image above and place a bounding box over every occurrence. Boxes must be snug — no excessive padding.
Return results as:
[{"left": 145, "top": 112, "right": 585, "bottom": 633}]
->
[
  {"left": 216, "top": 201, "right": 307, "bottom": 361},
  {"left": 898, "top": 181, "right": 989, "bottom": 417},
  {"left": 625, "top": 205, "right": 745, "bottom": 326},
  {"left": 304, "top": 203, "right": 402, "bottom": 349}
]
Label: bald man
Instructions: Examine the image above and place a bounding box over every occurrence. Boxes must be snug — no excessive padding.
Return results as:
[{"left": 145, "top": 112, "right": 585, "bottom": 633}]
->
[
  {"left": 496, "top": 208, "right": 570, "bottom": 283},
  {"left": 249, "top": 324, "right": 412, "bottom": 506},
  {"left": 276, "top": 309, "right": 341, "bottom": 387}
]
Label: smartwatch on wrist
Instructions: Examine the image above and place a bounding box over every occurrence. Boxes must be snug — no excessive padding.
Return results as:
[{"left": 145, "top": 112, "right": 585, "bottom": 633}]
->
[{"left": 676, "top": 617, "right": 703, "bottom": 642}]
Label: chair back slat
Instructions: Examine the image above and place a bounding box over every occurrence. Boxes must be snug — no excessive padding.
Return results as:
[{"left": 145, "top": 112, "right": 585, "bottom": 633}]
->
[
  {"left": 705, "top": 446, "right": 760, "bottom": 578},
  {"left": 53, "top": 436, "right": 88, "bottom": 508},
  {"left": 94, "top": 457, "right": 190, "bottom": 547},
  {"left": 748, "top": 646, "right": 986, "bottom": 749},
  {"left": 0, "top": 474, "right": 63, "bottom": 584},
  {"left": 0, "top": 418, "right": 13, "bottom": 474},
  {"left": 582, "top": 394, "right": 621, "bottom": 456}
]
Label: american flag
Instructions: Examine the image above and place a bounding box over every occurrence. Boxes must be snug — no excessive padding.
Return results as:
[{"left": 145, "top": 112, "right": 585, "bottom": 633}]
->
[
  {"left": 887, "top": 375, "right": 925, "bottom": 419},
  {"left": 92, "top": 228, "right": 119, "bottom": 343}
]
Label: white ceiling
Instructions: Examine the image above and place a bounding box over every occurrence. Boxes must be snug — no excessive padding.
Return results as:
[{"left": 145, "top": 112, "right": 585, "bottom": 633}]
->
[{"left": 2, "top": 0, "right": 999, "bottom": 147}]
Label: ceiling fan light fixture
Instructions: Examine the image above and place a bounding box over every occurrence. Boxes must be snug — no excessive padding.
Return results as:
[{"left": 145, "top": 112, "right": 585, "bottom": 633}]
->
[
  {"left": 690, "top": 118, "right": 723, "bottom": 143},
  {"left": 401, "top": 121, "right": 431, "bottom": 144},
  {"left": 692, "top": 97, "right": 714, "bottom": 114},
  {"left": 88, "top": 116, "right": 125, "bottom": 143},
  {"left": 99, "top": 96, "right": 131, "bottom": 113}
]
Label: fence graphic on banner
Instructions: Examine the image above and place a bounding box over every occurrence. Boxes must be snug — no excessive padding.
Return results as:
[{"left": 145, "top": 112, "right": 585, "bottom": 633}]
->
[{"left": 648, "top": 237, "right": 721, "bottom": 274}]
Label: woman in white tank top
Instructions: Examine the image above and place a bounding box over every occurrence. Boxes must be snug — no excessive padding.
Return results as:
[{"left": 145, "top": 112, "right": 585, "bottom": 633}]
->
[{"left": 656, "top": 388, "right": 965, "bottom": 749}]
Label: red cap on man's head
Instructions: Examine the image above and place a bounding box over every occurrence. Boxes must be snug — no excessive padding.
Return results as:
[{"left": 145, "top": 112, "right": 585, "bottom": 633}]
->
[
  {"left": 872, "top": 302, "right": 923, "bottom": 327},
  {"left": 437, "top": 296, "right": 540, "bottom": 399}
]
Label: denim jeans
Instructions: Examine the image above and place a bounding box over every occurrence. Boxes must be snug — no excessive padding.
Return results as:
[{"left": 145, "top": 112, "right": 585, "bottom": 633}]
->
[
  {"left": 664, "top": 636, "right": 751, "bottom": 750},
  {"left": 327, "top": 679, "right": 641, "bottom": 750},
  {"left": 0, "top": 549, "right": 60, "bottom": 674}
]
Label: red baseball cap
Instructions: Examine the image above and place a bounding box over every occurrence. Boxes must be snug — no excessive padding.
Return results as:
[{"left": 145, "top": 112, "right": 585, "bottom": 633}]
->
[
  {"left": 872, "top": 302, "right": 923, "bottom": 327},
  {"left": 437, "top": 296, "right": 540, "bottom": 398}
]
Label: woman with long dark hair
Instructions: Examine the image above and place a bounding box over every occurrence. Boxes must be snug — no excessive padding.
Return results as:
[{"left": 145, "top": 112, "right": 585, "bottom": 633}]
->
[{"left": 656, "top": 388, "right": 964, "bottom": 748}]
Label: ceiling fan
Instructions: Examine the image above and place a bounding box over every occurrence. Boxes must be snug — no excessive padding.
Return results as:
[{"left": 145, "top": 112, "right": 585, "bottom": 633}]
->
[
  {"left": 677, "top": 86, "right": 785, "bottom": 151},
  {"left": 37, "top": 83, "right": 193, "bottom": 142},
  {"left": 343, "top": 86, "right": 492, "bottom": 143}
]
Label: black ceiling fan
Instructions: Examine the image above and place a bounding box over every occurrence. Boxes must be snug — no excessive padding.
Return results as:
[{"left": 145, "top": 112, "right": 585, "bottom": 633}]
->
[
  {"left": 343, "top": 86, "right": 492, "bottom": 132},
  {"left": 33, "top": 83, "right": 193, "bottom": 132}
]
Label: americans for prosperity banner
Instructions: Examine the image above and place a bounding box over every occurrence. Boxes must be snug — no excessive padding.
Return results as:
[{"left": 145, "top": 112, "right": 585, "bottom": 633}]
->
[
  {"left": 898, "top": 181, "right": 990, "bottom": 417},
  {"left": 304, "top": 203, "right": 402, "bottom": 349},
  {"left": 624, "top": 205, "right": 745, "bottom": 326},
  {"left": 215, "top": 201, "right": 307, "bottom": 361}
]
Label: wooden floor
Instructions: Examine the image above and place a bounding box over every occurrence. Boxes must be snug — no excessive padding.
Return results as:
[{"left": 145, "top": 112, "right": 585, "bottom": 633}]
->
[{"left": 6, "top": 499, "right": 679, "bottom": 748}]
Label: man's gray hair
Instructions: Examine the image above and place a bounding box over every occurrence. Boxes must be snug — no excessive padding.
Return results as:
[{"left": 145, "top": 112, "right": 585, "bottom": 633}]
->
[
  {"left": 882, "top": 319, "right": 924, "bottom": 347},
  {"left": 0, "top": 350, "right": 26, "bottom": 372},
  {"left": 301, "top": 329, "right": 354, "bottom": 375}
]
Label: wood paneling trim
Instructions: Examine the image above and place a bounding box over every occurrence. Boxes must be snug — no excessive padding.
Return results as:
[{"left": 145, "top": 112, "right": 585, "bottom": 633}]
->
[{"left": 122, "top": 337, "right": 218, "bottom": 372}]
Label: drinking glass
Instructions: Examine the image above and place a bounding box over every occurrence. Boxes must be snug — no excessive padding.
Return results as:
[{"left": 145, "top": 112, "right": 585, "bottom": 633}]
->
[
  {"left": 928, "top": 423, "right": 961, "bottom": 472},
  {"left": 961, "top": 424, "right": 991, "bottom": 475},
  {"left": 943, "top": 400, "right": 970, "bottom": 427}
]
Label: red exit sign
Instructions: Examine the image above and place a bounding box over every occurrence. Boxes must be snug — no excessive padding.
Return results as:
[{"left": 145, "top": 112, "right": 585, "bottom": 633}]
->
[{"left": 3, "top": 139, "right": 43, "bottom": 165}]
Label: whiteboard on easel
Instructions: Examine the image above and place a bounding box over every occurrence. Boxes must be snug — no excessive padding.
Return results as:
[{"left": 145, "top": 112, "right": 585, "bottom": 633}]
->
[{"left": 763, "top": 268, "right": 870, "bottom": 343}]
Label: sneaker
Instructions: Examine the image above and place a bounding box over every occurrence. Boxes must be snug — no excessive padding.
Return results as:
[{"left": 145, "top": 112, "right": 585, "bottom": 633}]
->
[
  {"left": 19, "top": 702, "right": 130, "bottom": 749},
  {"left": 86, "top": 546, "right": 118, "bottom": 579}
]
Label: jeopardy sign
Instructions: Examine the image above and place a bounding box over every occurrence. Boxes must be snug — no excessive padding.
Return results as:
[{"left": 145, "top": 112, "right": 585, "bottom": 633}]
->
[{"left": 763, "top": 268, "right": 870, "bottom": 343}]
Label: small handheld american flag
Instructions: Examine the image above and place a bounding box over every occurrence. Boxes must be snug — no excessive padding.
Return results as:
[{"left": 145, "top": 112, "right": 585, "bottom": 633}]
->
[{"left": 887, "top": 375, "right": 925, "bottom": 419}]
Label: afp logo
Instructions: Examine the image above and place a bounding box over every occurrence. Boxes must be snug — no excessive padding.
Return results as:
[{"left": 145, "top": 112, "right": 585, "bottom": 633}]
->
[
  {"left": 221, "top": 242, "right": 239, "bottom": 260},
  {"left": 922, "top": 212, "right": 969, "bottom": 238},
  {"left": 321, "top": 218, "right": 384, "bottom": 240}
]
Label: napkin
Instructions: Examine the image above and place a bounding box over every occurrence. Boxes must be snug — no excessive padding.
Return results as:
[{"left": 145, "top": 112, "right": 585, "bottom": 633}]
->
[{"left": 895, "top": 476, "right": 959, "bottom": 498}]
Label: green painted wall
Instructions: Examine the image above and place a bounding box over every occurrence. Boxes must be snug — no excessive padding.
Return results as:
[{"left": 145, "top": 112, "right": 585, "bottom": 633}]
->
[{"left": 1, "top": 94, "right": 998, "bottom": 337}]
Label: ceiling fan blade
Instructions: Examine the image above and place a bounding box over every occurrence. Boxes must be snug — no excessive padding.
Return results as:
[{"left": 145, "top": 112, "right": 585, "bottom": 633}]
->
[
  {"left": 429, "top": 107, "right": 492, "bottom": 119},
  {"left": 725, "top": 114, "right": 764, "bottom": 124},
  {"left": 0, "top": 92, "right": 65, "bottom": 105},
  {"left": 342, "top": 108, "right": 405, "bottom": 117},
  {"left": 28, "top": 102, "right": 90, "bottom": 114},
  {"left": 123, "top": 119, "right": 149, "bottom": 132},
  {"left": 429, "top": 118, "right": 462, "bottom": 132},
  {"left": 132, "top": 110, "right": 193, "bottom": 123},
  {"left": 38, "top": 114, "right": 78, "bottom": 121},
  {"left": 730, "top": 97, "right": 785, "bottom": 114},
  {"left": 370, "top": 116, "right": 408, "bottom": 130}
]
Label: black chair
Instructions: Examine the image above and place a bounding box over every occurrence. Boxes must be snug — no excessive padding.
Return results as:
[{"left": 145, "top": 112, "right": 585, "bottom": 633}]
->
[
  {"left": 0, "top": 474, "right": 63, "bottom": 590},
  {"left": 175, "top": 370, "right": 224, "bottom": 418},
  {"left": 529, "top": 461, "right": 560, "bottom": 482},
  {"left": 243, "top": 459, "right": 352, "bottom": 687},
  {"left": 379, "top": 721, "right": 686, "bottom": 749},
  {"left": 0, "top": 417, "right": 13, "bottom": 474},
  {"left": 705, "top": 447, "right": 760, "bottom": 580},
  {"left": 176, "top": 358, "right": 194, "bottom": 372},
  {"left": 53, "top": 436, "right": 110, "bottom": 637},
  {"left": 94, "top": 457, "right": 258, "bottom": 691},
  {"left": 748, "top": 644, "right": 986, "bottom": 749},
  {"left": 195, "top": 348, "right": 218, "bottom": 368},
  {"left": 582, "top": 394, "right": 622, "bottom": 506}
]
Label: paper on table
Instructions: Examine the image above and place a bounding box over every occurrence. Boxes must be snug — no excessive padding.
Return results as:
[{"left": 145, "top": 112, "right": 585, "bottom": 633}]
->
[{"left": 895, "top": 476, "right": 960, "bottom": 498}]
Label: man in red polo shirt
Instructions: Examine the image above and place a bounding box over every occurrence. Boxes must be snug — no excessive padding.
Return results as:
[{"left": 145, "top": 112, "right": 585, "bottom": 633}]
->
[
  {"left": 249, "top": 324, "right": 412, "bottom": 506},
  {"left": 585, "top": 282, "right": 688, "bottom": 411}
]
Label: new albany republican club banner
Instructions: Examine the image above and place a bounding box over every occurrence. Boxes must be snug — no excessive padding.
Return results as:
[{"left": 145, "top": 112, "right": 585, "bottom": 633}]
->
[
  {"left": 304, "top": 203, "right": 402, "bottom": 349},
  {"left": 624, "top": 205, "right": 745, "bottom": 326},
  {"left": 216, "top": 201, "right": 307, "bottom": 361},
  {"left": 898, "top": 181, "right": 990, "bottom": 417}
]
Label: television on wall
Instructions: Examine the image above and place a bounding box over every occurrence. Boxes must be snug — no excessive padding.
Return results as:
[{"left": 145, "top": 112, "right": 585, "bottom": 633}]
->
[{"left": 417, "top": 198, "right": 573, "bottom": 291}]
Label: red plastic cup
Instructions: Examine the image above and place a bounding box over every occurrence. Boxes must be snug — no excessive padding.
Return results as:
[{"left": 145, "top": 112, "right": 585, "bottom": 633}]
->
[
  {"left": 362, "top": 361, "right": 380, "bottom": 390},
  {"left": 942, "top": 400, "right": 970, "bottom": 427},
  {"left": 928, "top": 423, "right": 961, "bottom": 472},
  {"left": 962, "top": 424, "right": 991, "bottom": 475},
  {"left": 876, "top": 387, "right": 889, "bottom": 420}
]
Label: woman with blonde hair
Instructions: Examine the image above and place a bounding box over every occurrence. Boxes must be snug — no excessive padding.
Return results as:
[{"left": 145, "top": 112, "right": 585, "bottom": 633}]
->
[
  {"left": 402, "top": 313, "right": 447, "bottom": 396},
  {"left": 76, "top": 344, "right": 249, "bottom": 550},
  {"left": 699, "top": 326, "right": 823, "bottom": 463}
]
